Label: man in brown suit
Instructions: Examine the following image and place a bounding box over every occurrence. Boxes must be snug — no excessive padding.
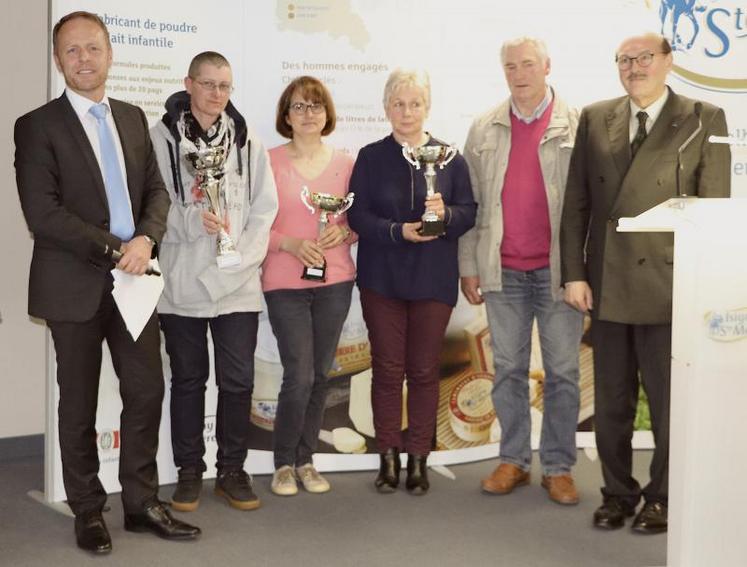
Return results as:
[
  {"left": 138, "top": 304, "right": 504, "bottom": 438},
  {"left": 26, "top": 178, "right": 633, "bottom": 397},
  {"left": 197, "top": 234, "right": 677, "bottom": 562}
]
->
[
  {"left": 560, "top": 33, "right": 730, "bottom": 533},
  {"left": 14, "top": 11, "right": 199, "bottom": 553}
]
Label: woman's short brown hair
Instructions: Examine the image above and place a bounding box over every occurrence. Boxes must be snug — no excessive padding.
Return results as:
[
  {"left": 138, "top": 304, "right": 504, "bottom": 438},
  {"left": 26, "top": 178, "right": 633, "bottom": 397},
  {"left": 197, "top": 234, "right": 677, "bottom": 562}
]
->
[{"left": 275, "top": 76, "right": 336, "bottom": 139}]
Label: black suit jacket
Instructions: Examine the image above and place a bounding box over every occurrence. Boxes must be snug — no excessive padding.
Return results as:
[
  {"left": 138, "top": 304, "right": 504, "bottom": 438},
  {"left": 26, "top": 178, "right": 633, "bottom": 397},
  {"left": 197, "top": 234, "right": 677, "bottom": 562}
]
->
[
  {"left": 15, "top": 94, "right": 169, "bottom": 322},
  {"left": 560, "top": 89, "right": 731, "bottom": 324}
]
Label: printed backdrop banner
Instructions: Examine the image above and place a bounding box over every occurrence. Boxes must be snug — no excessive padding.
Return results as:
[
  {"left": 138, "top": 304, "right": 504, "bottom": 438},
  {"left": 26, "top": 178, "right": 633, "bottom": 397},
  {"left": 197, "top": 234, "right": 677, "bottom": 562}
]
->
[{"left": 47, "top": 0, "right": 747, "bottom": 502}]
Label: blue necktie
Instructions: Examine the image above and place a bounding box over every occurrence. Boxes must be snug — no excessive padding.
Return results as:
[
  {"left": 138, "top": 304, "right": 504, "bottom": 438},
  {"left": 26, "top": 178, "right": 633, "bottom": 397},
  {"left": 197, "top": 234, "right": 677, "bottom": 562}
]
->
[{"left": 89, "top": 103, "right": 135, "bottom": 241}]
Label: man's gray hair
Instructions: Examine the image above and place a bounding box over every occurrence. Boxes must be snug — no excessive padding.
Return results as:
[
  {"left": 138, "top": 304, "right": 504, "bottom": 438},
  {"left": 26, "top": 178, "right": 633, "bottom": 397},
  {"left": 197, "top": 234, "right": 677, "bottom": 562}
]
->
[
  {"left": 382, "top": 68, "right": 431, "bottom": 112},
  {"left": 500, "top": 37, "right": 550, "bottom": 65}
]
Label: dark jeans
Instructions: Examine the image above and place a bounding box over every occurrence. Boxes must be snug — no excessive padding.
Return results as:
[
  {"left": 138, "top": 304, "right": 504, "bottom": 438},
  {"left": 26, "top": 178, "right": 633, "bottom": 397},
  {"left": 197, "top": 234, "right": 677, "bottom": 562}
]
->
[
  {"left": 360, "top": 287, "right": 453, "bottom": 456},
  {"left": 265, "top": 281, "right": 353, "bottom": 469},
  {"left": 48, "top": 292, "right": 164, "bottom": 516},
  {"left": 160, "top": 311, "right": 258, "bottom": 474},
  {"left": 591, "top": 319, "right": 671, "bottom": 506}
]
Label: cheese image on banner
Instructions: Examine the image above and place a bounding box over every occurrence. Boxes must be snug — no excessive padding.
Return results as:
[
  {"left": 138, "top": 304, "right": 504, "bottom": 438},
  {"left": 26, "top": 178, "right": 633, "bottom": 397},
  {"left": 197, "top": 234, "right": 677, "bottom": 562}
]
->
[{"left": 448, "top": 371, "right": 495, "bottom": 443}]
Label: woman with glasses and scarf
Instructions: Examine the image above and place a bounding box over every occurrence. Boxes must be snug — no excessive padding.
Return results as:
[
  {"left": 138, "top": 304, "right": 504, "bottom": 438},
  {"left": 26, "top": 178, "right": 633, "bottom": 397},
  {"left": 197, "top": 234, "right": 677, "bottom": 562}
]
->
[{"left": 150, "top": 51, "right": 278, "bottom": 513}]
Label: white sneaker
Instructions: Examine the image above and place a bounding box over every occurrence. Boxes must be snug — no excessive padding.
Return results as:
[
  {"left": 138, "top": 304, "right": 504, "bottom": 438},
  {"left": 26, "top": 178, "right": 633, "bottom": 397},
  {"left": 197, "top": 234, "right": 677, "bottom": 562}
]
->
[
  {"left": 271, "top": 465, "right": 298, "bottom": 496},
  {"left": 295, "top": 463, "right": 330, "bottom": 494}
]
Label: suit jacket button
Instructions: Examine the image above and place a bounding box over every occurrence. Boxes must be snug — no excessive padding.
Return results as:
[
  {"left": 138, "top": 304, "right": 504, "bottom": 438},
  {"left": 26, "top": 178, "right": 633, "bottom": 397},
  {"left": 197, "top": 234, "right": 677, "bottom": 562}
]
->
[
  {"left": 599, "top": 176, "right": 605, "bottom": 183},
  {"left": 638, "top": 258, "right": 646, "bottom": 265}
]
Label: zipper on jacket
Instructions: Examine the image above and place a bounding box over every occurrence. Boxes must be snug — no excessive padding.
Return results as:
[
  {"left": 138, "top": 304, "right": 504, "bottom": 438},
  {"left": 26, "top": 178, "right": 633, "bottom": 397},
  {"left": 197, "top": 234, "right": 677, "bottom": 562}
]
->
[{"left": 166, "top": 140, "right": 185, "bottom": 203}]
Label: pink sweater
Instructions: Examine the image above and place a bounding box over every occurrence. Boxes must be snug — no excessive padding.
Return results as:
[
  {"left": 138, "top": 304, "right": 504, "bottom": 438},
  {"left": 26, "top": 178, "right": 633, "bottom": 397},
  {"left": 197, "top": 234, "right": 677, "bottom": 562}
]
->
[
  {"left": 500, "top": 104, "right": 553, "bottom": 271},
  {"left": 261, "top": 145, "right": 356, "bottom": 291}
]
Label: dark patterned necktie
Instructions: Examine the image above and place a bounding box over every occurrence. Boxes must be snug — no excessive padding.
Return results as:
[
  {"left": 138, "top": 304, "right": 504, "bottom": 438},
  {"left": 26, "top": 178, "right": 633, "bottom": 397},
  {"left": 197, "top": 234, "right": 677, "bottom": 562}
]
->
[{"left": 630, "top": 111, "right": 648, "bottom": 158}]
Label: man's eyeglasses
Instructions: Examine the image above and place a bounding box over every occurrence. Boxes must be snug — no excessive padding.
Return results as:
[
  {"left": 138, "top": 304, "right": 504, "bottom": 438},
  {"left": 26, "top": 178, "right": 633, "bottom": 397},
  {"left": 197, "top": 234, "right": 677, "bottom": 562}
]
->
[
  {"left": 193, "top": 79, "right": 234, "bottom": 94},
  {"left": 615, "top": 51, "right": 666, "bottom": 70},
  {"left": 290, "top": 102, "right": 325, "bottom": 115}
]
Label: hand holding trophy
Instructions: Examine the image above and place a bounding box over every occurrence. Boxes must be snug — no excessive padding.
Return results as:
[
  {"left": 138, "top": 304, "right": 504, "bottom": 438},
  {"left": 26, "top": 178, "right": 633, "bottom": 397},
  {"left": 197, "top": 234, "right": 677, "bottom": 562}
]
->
[
  {"left": 185, "top": 146, "right": 242, "bottom": 269},
  {"left": 299, "top": 186, "right": 355, "bottom": 281},
  {"left": 402, "top": 143, "right": 457, "bottom": 236}
]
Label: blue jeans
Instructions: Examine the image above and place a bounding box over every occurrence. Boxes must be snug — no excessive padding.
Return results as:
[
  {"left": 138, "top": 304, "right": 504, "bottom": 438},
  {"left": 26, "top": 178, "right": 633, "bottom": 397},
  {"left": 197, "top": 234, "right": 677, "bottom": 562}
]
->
[
  {"left": 265, "top": 281, "right": 353, "bottom": 468},
  {"left": 484, "top": 267, "right": 583, "bottom": 475}
]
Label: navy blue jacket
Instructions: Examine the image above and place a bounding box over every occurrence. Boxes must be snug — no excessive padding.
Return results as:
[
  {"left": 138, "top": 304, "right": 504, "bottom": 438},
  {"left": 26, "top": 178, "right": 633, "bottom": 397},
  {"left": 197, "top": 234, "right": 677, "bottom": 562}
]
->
[{"left": 348, "top": 134, "right": 476, "bottom": 306}]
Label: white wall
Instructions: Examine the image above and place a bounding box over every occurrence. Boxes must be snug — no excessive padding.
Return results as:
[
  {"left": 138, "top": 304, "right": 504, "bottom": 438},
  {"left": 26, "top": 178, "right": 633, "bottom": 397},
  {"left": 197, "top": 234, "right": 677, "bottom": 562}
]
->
[{"left": 0, "top": 2, "right": 49, "bottom": 438}]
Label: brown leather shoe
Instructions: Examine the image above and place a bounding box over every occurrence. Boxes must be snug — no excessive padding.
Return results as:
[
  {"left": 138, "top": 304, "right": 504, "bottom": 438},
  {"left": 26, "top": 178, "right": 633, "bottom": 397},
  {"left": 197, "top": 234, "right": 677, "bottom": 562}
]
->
[
  {"left": 481, "top": 463, "right": 530, "bottom": 494},
  {"left": 541, "top": 474, "right": 579, "bottom": 505}
]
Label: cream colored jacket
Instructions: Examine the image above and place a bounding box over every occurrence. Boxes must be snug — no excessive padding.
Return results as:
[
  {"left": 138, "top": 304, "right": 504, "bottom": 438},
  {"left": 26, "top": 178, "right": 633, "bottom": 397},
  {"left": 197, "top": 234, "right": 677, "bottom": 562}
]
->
[{"left": 458, "top": 92, "right": 578, "bottom": 300}]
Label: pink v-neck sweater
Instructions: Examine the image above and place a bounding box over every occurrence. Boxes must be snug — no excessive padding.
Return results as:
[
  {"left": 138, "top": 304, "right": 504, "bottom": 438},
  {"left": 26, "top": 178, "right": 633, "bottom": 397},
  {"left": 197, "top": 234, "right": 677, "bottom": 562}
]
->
[
  {"left": 500, "top": 104, "right": 553, "bottom": 271},
  {"left": 261, "top": 145, "right": 356, "bottom": 291}
]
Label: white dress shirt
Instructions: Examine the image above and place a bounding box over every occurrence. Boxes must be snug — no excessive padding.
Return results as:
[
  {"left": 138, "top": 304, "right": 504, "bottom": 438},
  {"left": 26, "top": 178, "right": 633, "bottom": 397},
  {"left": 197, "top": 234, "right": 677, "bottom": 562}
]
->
[{"left": 629, "top": 88, "right": 669, "bottom": 142}]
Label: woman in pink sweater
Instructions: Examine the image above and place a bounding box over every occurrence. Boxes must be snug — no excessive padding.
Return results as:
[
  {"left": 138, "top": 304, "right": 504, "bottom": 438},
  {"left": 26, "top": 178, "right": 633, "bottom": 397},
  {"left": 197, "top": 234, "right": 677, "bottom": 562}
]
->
[{"left": 262, "top": 76, "right": 355, "bottom": 496}]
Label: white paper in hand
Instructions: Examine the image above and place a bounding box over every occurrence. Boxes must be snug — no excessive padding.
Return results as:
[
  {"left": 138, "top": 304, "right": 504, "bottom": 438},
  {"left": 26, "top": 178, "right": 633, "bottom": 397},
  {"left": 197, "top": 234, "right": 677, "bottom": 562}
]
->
[{"left": 111, "top": 259, "right": 164, "bottom": 341}]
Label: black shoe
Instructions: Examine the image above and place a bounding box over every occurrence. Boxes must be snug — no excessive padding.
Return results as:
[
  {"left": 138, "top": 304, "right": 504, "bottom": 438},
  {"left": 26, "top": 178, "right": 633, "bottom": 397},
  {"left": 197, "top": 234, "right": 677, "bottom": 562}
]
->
[
  {"left": 215, "top": 470, "right": 261, "bottom": 510},
  {"left": 593, "top": 498, "right": 636, "bottom": 530},
  {"left": 374, "top": 448, "right": 400, "bottom": 493},
  {"left": 632, "top": 501, "right": 668, "bottom": 534},
  {"left": 171, "top": 468, "right": 202, "bottom": 512},
  {"left": 124, "top": 500, "right": 201, "bottom": 540},
  {"left": 74, "top": 512, "right": 112, "bottom": 554},
  {"left": 405, "top": 454, "right": 430, "bottom": 495}
]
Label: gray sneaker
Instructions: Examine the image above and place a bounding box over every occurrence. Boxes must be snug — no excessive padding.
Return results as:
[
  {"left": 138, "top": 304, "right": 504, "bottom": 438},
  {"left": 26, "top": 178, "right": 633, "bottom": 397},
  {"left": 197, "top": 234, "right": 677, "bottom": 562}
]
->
[
  {"left": 296, "top": 463, "right": 330, "bottom": 494},
  {"left": 214, "top": 470, "right": 261, "bottom": 511},
  {"left": 271, "top": 465, "right": 298, "bottom": 496}
]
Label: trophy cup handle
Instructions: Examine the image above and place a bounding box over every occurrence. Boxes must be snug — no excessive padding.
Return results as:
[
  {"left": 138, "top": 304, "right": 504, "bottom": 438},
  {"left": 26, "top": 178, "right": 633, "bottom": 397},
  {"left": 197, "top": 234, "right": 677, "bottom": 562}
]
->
[
  {"left": 300, "top": 185, "right": 316, "bottom": 214},
  {"left": 401, "top": 144, "right": 421, "bottom": 170},
  {"left": 333, "top": 192, "right": 355, "bottom": 218},
  {"left": 439, "top": 145, "right": 458, "bottom": 169}
]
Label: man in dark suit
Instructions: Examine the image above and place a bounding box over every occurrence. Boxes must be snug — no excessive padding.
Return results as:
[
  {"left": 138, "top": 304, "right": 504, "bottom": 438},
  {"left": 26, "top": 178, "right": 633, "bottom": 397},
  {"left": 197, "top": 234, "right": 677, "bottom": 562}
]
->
[
  {"left": 560, "top": 33, "right": 730, "bottom": 534},
  {"left": 14, "top": 11, "right": 200, "bottom": 553}
]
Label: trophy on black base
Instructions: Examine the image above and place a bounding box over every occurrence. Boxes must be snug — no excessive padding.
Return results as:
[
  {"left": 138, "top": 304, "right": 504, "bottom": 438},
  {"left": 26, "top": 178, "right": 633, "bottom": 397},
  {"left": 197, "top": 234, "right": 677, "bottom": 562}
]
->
[
  {"left": 402, "top": 143, "right": 457, "bottom": 236},
  {"left": 300, "top": 186, "right": 355, "bottom": 281}
]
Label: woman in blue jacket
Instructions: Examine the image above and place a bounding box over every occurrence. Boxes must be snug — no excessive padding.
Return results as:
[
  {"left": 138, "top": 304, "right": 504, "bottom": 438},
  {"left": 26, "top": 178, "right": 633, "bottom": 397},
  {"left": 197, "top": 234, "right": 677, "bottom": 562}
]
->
[{"left": 348, "top": 69, "right": 476, "bottom": 495}]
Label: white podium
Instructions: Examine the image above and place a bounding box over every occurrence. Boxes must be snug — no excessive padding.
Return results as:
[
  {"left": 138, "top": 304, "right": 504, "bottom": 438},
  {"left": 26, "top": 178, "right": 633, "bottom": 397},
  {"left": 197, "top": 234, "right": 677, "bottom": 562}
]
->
[{"left": 618, "top": 197, "right": 747, "bottom": 567}]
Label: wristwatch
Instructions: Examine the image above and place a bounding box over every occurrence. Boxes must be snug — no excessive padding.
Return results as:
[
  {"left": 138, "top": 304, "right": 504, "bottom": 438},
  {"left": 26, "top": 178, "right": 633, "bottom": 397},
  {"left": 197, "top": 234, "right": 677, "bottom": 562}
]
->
[{"left": 142, "top": 235, "right": 156, "bottom": 247}]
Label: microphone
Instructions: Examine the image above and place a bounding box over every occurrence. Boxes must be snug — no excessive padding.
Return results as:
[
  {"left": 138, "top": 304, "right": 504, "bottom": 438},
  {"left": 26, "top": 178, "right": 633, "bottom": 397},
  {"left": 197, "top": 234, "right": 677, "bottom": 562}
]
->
[
  {"left": 104, "top": 243, "right": 161, "bottom": 276},
  {"left": 676, "top": 102, "right": 703, "bottom": 198}
]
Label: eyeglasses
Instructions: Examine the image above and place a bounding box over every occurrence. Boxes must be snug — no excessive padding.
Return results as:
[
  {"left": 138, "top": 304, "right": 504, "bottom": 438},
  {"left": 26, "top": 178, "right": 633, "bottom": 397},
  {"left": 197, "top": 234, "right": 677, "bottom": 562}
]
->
[
  {"left": 193, "top": 79, "right": 234, "bottom": 94},
  {"left": 290, "top": 102, "right": 325, "bottom": 115},
  {"left": 615, "top": 51, "right": 666, "bottom": 70}
]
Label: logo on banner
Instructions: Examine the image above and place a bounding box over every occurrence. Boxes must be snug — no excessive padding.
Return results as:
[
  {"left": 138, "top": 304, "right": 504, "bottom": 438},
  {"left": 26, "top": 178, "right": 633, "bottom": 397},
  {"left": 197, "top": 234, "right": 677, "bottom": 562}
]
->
[
  {"left": 97, "top": 429, "right": 121, "bottom": 453},
  {"left": 204, "top": 415, "right": 216, "bottom": 444},
  {"left": 705, "top": 307, "right": 747, "bottom": 341},
  {"left": 652, "top": 1, "right": 747, "bottom": 92}
]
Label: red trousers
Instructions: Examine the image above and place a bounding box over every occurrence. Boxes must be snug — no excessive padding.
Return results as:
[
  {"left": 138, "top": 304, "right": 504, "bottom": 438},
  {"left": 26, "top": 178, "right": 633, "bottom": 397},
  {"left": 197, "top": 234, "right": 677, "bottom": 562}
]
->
[{"left": 360, "top": 288, "right": 452, "bottom": 455}]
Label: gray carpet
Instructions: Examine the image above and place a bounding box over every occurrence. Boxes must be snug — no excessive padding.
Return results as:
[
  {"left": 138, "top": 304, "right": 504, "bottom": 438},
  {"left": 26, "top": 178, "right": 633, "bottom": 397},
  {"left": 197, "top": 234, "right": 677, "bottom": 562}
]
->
[{"left": 0, "top": 451, "right": 665, "bottom": 567}]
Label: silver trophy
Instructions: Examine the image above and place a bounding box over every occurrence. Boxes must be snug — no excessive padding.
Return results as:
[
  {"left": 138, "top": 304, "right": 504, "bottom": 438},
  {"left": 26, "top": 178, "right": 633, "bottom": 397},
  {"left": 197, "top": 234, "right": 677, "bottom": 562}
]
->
[
  {"left": 300, "top": 186, "right": 355, "bottom": 281},
  {"left": 185, "top": 146, "right": 241, "bottom": 269},
  {"left": 402, "top": 143, "right": 458, "bottom": 236}
]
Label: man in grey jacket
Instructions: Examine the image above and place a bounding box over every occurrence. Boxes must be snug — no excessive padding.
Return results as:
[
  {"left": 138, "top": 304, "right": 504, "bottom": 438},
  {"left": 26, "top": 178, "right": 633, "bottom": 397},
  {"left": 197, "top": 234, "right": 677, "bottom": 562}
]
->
[
  {"left": 150, "top": 51, "right": 278, "bottom": 513},
  {"left": 459, "top": 37, "right": 584, "bottom": 505}
]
